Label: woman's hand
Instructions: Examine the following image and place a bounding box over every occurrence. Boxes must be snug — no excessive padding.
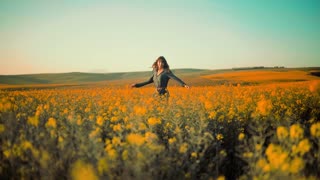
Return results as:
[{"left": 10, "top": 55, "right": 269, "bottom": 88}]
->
[
  {"left": 184, "top": 84, "right": 190, "bottom": 89},
  {"left": 131, "top": 84, "right": 136, "bottom": 88}
]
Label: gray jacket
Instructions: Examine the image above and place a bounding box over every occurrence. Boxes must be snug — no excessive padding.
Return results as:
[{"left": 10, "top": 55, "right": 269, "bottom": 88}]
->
[{"left": 134, "top": 69, "right": 186, "bottom": 94}]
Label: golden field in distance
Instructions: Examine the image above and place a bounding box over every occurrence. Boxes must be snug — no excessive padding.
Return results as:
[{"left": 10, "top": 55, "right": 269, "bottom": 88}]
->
[{"left": 0, "top": 67, "right": 319, "bottom": 89}]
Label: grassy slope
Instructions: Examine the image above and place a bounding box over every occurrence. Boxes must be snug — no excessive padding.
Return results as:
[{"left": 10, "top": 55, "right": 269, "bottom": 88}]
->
[
  {"left": 0, "top": 67, "right": 319, "bottom": 89},
  {"left": 0, "top": 69, "right": 208, "bottom": 85}
]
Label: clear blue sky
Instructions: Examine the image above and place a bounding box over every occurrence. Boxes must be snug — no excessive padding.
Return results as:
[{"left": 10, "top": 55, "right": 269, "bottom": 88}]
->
[{"left": 1, "top": 0, "right": 319, "bottom": 75}]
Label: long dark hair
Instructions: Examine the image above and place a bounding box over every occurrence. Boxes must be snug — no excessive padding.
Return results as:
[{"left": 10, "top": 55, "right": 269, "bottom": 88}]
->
[{"left": 152, "top": 56, "right": 171, "bottom": 72}]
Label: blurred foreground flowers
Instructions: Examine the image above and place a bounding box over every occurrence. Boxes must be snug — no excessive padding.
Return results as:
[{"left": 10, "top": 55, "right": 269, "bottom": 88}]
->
[{"left": 0, "top": 81, "right": 319, "bottom": 179}]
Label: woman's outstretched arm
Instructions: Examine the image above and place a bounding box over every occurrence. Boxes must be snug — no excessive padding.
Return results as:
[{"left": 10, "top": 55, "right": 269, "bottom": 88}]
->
[
  {"left": 167, "top": 72, "right": 189, "bottom": 88},
  {"left": 131, "top": 75, "right": 154, "bottom": 88}
]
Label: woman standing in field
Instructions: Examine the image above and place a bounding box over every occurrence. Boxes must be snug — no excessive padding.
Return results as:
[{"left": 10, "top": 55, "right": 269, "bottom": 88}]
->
[{"left": 131, "top": 56, "right": 189, "bottom": 97}]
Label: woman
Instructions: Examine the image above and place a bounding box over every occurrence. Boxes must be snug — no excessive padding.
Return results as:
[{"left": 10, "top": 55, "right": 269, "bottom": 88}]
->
[{"left": 131, "top": 56, "right": 189, "bottom": 96}]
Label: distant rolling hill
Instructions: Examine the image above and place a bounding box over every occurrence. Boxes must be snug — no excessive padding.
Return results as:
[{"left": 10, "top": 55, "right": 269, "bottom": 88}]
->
[
  {"left": 0, "top": 67, "right": 319, "bottom": 89},
  {"left": 0, "top": 69, "right": 209, "bottom": 85}
]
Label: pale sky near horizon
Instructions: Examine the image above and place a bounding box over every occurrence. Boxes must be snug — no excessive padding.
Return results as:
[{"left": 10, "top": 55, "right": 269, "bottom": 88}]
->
[{"left": 1, "top": 0, "right": 319, "bottom": 75}]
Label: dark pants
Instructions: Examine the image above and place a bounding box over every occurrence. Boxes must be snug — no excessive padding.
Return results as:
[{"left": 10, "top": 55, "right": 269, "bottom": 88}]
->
[{"left": 155, "top": 88, "right": 170, "bottom": 100}]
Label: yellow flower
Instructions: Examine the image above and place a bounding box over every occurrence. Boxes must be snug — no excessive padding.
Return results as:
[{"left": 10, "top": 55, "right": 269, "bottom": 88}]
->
[
  {"left": 204, "top": 101, "right": 213, "bottom": 110},
  {"left": 289, "top": 157, "right": 304, "bottom": 174},
  {"left": 96, "top": 116, "right": 104, "bottom": 126},
  {"left": 238, "top": 133, "right": 245, "bottom": 141},
  {"left": 257, "top": 158, "right": 267, "bottom": 169},
  {"left": 134, "top": 106, "right": 147, "bottom": 116},
  {"left": 290, "top": 124, "right": 304, "bottom": 140},
  {"left": 168, "top": 137, "right": 177, "bottom": 145},
  {"left": 277, "top": 126, "right": 288, "bottom": 140},
  {"left": 219, "top": 150, "right": 227, "bottom": 157},
  {"left": 294, "top": 139, "right": 311, "bottom": 155},
  {"left": 243, "top": 152, "right": 253, "bottom": 158},
  {"left": 21, "top": 140, "right": 33, "bottom": 150},
  {"left": 191, "top": 152, "right": 198, "bottom": 158},
  {"left": 265, "top": 143, "right": 288, "bottom": 169},
  {"left": 3, "top": 150, "right": 11, "bottom": 158},
  {"left": 111, "top": 137, "right": 121, "bottom": 145},
  {"left": 70, "top": 160, "right": 98, "bottom": 180},
  {"left": 127, "top": 133, "right": 145, "bottom": 146},
  {"left": 58, "top": 136, "right": 64, "bottom": 143},
  {"left": 110, "top": 116, "right": 119, "bottom": 122},
  {"left": 107, "top": 148, "right": 117, "bottom": 160},
  {"left": 281, "top": 162, "right": 290, "bottom": 172},
  {"left": 216, "top": 133, "right": 223, "bottom": 141},
  {"left": 179, "top": 143, "right": 188, "bottom": 154},
  {"left": 89, "top": 127, "right": 100, "bottom": 138},
  {"left": 256, "top": 98, "right": 272, "bottom": 116},
  {"left": 310, "top": 122, "right": 320, "bottom": 137},
  {"left": 209, "top": 111, "right": 216, "bottom": 119},
  {"left": 138, "top": 122, "right": 147, "bottom": 131},
  {"left": 147, "top": 117, "right": 161, "bottom": 126},
  {"left": 309, "top": 80, "right": 319, "bottom": 93},
  {"left": 27, "top": 116, "right": 39, "bottom": 127},
  {"left": 145, "top": 132, "right": 158, "bottom": 143},
  {"left": 45, "top": 117, "right": 57, "bottom": 128},
  {"left": 112, "top": 124, "right": 122, "bottom": 132},
  {"left": 255, "top": 144, "right": 262, "bottom": 151}
]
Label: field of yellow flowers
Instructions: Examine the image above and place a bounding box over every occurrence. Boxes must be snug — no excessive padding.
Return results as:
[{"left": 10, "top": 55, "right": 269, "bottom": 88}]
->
[{"left": 0, "top": 81, "right": 320, "bottom": 179}]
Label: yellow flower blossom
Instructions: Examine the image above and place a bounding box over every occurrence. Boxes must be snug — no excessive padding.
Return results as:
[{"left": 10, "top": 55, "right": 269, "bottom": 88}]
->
[
  {"left": 265, "top": 143, "right": 288, "bottom": 169},
  {"left": 238, "top": 133, "right": 245, "bottom": 141},
  {"left": 255, "top": 144, "right": 262, "bottom": 151},
  {"left": 292, "top": 138, "right": 311, "bottom": 155},
  {"left": 107, "top": 148, "right": 117, "bottom": 160},
  {"left": 27, "top": 116, "right": 39, "bottom": 127},
  {"left": 204, "top": 101, "right": 213, "bottom": 110},
  {"left": 147, "top": 117, "right": 161, "bottom": 126},
  {"left": 134, "top": 106, "right": 147, "bottom": 116},
  {"left": 277, "top": 126, "right": 288, "bottom": 140},
  {"left": 257, "top": 158, "right": 267, "bottom": 169},
  {"left": 168, "top": 137, "right": 177, "bottom": 145},
  {"left": 145, "top": 132, "right": 158, "bottom": 143},
  {"left": 310, "top": 122, "right": 320, "bottom": 137},
  {"left": 45, "top": 117, "right": 57, "bottom": 128},
  {"left": 127, "top": 133, "right": 145, "bottom": 146},
  {"left": 290, "top": 124, "right": 304, "bottom": 140},
  {"left": 309, "top": 80, "right": 319, "bottom": 93},
  {"left": 21, "top": 140, "right": 33, "bottom": 150},
  {"left": 191, "top": 152, "right": 198, "bottom": 158},
  {"left": 256, "top": 97, "right": 272, "bottom": 116},
  {"left": 243, "top": 152, "right": 253, "bottom": 158},
  {"left": 70, "top": 160, "right": 98, "bottom": 180},
  {"left": 112, "top": 137, "right": 121, "bottom": 145},
  {"left": 216, "top": 133, "right": 223, "bottom": 141},
  {"left": 289, "top": 157, "right": 304, "bottom": 174},
  {"left": 96, "top": 116, "right": 104, "bottom": 126},
  {"left": 112, "top": 124, "right": 122, "bottom": 132},
  {"left": 179, "top": 143, "right": 188, "bottom": 154},
  {"left": 217, "top": 175, "right": 225, "bottom": 180},
  {"left": 138, "top": 122, "right": 147, "bottom": 130}
]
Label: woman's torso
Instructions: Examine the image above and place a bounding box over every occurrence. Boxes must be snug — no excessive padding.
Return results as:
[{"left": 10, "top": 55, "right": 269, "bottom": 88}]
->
[{"left": 153, "top": 69, "right": 170, "bottom": 94}]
